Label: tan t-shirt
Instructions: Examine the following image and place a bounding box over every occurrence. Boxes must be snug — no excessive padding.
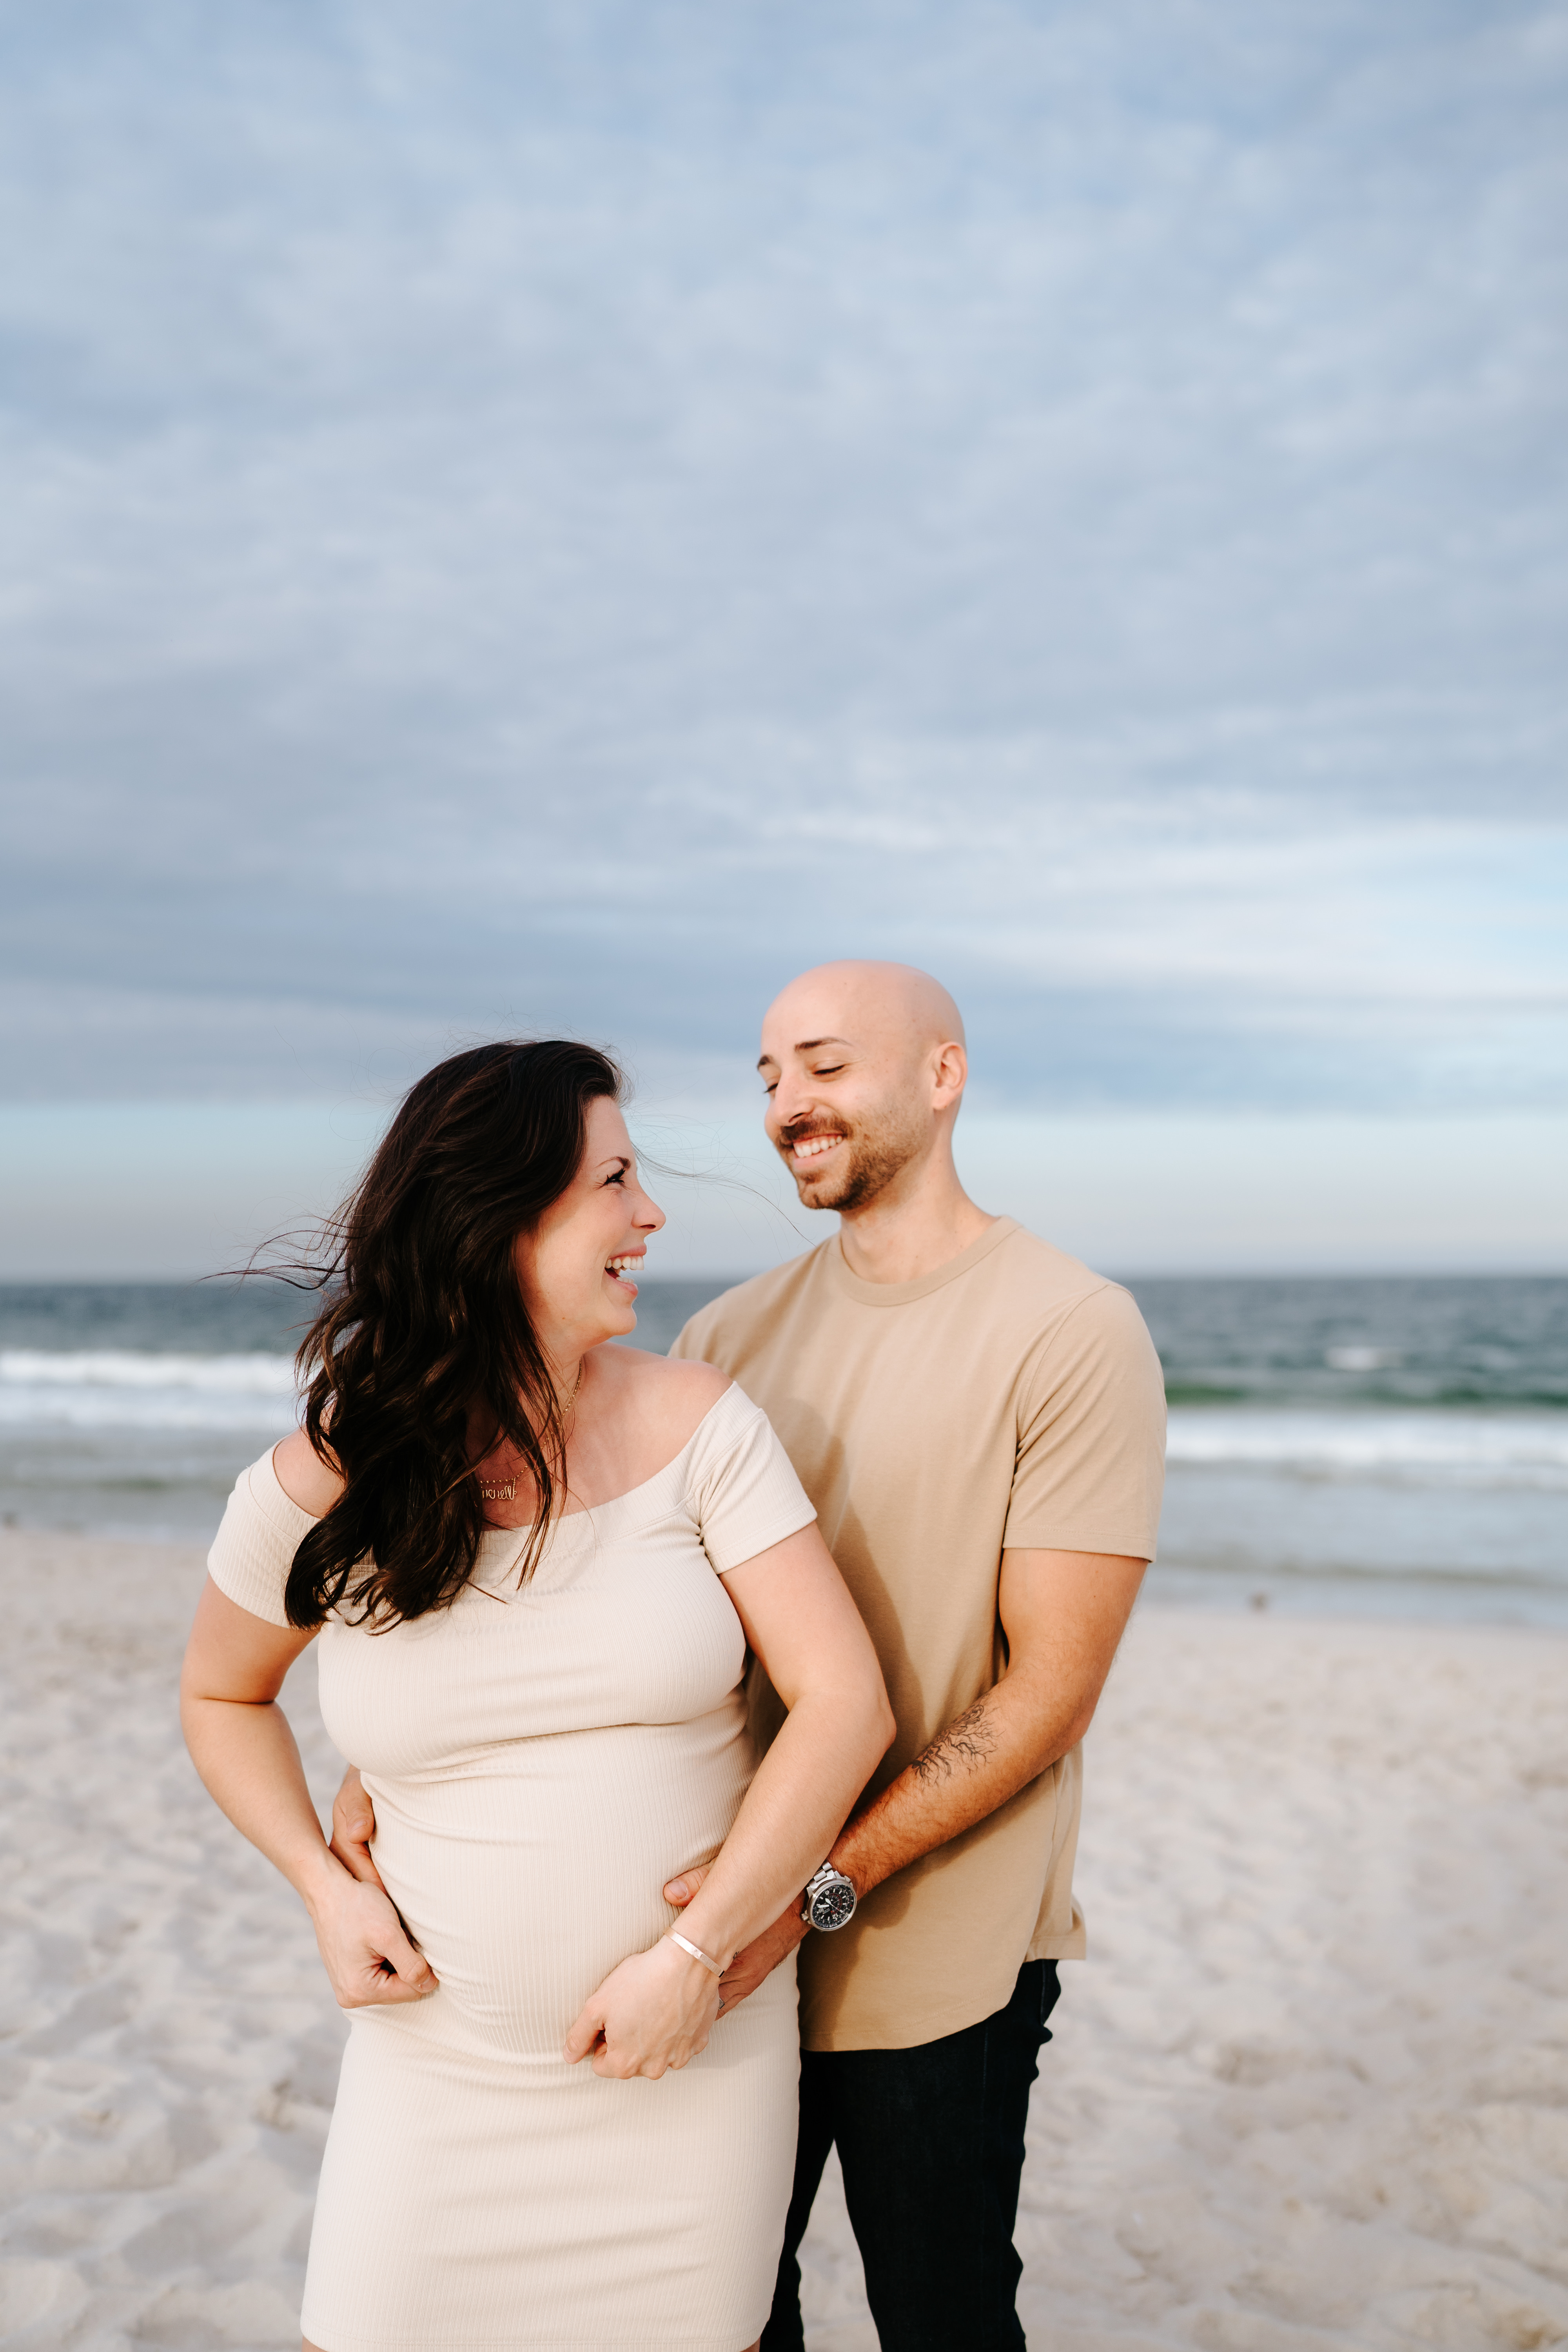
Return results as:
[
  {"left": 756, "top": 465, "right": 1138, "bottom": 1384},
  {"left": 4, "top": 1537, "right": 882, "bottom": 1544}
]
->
[{"left": 670, "top": 1216, "right": 1166, "bottom": 2053}]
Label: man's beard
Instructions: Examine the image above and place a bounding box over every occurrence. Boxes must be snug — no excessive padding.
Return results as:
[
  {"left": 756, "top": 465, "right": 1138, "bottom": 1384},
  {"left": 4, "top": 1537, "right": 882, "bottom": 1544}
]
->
[{"left": 783, "top": 1102, "right": 927, "bottom": 1214}]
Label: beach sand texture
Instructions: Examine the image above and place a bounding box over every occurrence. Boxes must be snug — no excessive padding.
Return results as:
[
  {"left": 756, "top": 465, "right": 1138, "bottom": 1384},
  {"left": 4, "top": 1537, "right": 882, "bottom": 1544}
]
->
[{"left": 2, "top": 1532, "right": 1565, "bottom": 2351}]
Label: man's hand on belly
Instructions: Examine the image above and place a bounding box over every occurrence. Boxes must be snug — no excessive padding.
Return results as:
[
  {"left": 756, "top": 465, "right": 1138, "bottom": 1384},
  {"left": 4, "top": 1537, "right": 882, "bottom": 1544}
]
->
[
  {"left": 664, "top": 1866, "right": 807, "bottom": 2017},
  {"left": 330, "top": 1766, "right": 387, "bottom": 1891}
]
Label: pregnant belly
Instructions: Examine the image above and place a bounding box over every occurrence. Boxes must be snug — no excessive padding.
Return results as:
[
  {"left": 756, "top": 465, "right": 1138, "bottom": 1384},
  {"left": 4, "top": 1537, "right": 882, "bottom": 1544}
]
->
[{"left": 363, "top": 1713, "right": 755, "bottom": 2060}]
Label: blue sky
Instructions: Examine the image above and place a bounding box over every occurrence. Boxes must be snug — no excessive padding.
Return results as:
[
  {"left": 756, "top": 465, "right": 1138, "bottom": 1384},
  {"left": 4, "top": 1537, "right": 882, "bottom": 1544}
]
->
[{"left": 2, "top": 2, "right": 1564, "bottom": 1268}]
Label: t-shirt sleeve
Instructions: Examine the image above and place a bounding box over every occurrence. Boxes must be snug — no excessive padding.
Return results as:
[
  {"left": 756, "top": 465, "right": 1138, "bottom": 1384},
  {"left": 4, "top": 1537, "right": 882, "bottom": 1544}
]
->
[
  {"left": 1003, "top": 1284, "right": 1167, "bottom": 1560},
  {"left": 667, "top": 1313, "right": 703, "bottom": 1361},
  {"left": 669, "top": 1298, "right": 731, "bottom": 1367},
  {"left": 207, "top": 1448, "right": 319, "bottom": 1628},
  {"left": 688, "top": 1387, "right": 818, "bottom": 1575}
]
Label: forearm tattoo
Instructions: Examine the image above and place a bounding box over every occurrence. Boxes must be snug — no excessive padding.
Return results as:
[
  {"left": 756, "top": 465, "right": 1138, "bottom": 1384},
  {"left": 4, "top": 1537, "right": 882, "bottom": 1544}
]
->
[{"left": 909, "top": 1697, "right": 998, "bottom": 1785}]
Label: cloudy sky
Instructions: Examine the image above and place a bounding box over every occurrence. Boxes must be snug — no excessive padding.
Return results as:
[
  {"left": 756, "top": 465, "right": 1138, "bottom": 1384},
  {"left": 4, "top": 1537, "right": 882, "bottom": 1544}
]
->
[{"left": 2, "top": 1, "right": 1565, "bottom": 1267}]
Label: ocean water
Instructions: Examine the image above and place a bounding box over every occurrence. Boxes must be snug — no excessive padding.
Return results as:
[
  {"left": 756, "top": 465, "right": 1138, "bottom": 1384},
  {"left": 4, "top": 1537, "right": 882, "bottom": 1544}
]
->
[
  {"left": 1132, "top": 1276, "right": 1566, "bottom": 1624},
  {"left": 1, "top": 1275, "right": 1563, "bottom": 1626}
]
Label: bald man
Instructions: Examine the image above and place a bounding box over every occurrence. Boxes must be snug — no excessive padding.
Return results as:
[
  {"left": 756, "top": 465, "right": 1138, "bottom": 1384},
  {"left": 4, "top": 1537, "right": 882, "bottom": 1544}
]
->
[{"left": 664, "top": 962, "right": 1166, "bottom": 2350}]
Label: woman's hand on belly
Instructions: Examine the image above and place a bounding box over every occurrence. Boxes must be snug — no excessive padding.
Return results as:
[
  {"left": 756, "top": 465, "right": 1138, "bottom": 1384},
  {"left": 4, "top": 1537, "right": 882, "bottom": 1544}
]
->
[
  {"left": 665, "top": 1860, "right": 807, "bottom": 2020},
  {"left": 306, "top": 1863, "right": 439, "bottom": 2011},
  {"left": 563, "top": 1935, "right": 722, "bottom": 2080}
]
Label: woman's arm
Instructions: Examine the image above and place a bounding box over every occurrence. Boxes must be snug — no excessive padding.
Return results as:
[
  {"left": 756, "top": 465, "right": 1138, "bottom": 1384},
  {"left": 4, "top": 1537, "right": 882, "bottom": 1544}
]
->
[
  {"left": 180, "top": 1577, "right": 436, "bottom": 2008},
  {"left": 660, "top": 1526, "right": 894, "bottom": 1963},
  {"left": 564, "top": 1524, "right": 893, "bottom": 2076}
]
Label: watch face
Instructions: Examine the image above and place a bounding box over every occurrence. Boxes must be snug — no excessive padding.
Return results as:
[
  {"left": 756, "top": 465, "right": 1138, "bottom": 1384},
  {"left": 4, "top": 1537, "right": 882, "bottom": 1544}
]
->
[{"left": 809, "top": 1877, "right": 856, "bottom": 1931}]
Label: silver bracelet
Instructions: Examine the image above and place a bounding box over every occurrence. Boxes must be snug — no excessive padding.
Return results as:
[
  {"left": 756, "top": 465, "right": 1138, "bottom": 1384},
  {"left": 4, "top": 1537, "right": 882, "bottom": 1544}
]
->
[{"left": 666, "top": 1930, "right": 725, "bottom": 1977}]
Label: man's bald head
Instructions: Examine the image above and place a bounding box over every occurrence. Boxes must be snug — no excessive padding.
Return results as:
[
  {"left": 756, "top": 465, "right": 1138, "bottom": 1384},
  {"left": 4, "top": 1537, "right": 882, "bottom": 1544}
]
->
[
  {"left": 759, "top": 961, "right": 970, "bottom": 1216},
  {"left": 764, "top": 961, "right": 966, "bottom": 1061}
]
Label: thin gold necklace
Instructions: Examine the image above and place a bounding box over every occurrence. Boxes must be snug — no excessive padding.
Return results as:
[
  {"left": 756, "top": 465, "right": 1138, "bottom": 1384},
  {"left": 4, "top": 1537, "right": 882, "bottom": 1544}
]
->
[{"left": 475, "top": 1367, "right": 581, "bottom": 1504}]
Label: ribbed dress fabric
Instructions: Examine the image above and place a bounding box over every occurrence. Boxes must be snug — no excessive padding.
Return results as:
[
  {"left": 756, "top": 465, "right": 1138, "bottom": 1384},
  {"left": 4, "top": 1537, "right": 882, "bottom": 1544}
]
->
[{"left": 206, "top": 1385, "right": 815, "bottom": 2352}]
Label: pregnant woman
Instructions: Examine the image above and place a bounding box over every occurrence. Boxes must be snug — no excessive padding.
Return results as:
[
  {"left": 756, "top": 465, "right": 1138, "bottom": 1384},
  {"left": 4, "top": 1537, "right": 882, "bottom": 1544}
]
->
[{"left": 180, "top": 1040, "right": 893, "bottom": 2352}]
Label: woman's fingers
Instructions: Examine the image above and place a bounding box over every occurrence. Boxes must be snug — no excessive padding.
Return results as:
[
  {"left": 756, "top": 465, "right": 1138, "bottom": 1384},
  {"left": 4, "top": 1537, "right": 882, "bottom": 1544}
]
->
[
  {"left": 564, "top": 1995, "right": 608, "bottom": 2065},
  {"left": 661, "top": 1860, "right": 710, "bottom": 1907},
  {"left": 364, "top": 1902, "right": 437, "bottom": 2004},
  {"left": 313, "top": 1879, "right": 437, "bottom": 2009},
  {"left": 594, "top": 2044, "right": 653, "bottom": 2078},
  {"left": 329, "top": 1767, "right": 384, "bottom": 1888},
  {"left": 594, "top": 2046, "right": 683, "bottom": 2080},
  {"left": 566, "top": 1944, "right": 718, "bottom": 2076}
]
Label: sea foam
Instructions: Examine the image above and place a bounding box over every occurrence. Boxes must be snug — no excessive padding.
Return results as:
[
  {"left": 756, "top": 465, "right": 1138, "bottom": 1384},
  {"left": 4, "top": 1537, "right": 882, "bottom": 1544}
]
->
[
  {"left": 1166, "top": 1405, "right": 1568, "bottom": 1488},
  {"left": 0, "top": 1350, "right": 299, "bottom": 1432}
]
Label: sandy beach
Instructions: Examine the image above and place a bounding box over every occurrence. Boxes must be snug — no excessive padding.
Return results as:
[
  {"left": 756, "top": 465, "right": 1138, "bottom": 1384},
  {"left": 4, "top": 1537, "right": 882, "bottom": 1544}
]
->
[{"left": 3, "top": 1531, "right": 1565, "bottom": 2351}]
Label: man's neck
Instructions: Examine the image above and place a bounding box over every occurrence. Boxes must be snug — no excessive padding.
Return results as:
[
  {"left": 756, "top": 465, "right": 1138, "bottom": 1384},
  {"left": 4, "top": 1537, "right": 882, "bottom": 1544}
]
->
[{"left": 836, "top": 1161, "right": 996, "bottom": 1287}]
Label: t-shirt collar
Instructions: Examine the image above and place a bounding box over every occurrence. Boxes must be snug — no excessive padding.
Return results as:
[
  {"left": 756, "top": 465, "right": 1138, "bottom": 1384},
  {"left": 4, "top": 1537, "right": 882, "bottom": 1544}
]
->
[{"left": 824, "top": 1214, "right": 1019, "bottom": 1307}]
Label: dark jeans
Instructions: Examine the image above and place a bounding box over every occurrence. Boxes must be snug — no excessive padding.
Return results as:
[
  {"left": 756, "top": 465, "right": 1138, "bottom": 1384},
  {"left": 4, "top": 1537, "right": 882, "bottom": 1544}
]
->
[{"left": 762, "top": 1960, "right": 1060, "bottom": 2352}]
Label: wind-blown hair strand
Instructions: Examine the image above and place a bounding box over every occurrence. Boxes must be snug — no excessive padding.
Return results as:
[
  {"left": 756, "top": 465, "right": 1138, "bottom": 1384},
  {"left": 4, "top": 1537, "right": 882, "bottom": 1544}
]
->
[{"left": 283, "top": 1039, "right": 623, "bottom": 1630}]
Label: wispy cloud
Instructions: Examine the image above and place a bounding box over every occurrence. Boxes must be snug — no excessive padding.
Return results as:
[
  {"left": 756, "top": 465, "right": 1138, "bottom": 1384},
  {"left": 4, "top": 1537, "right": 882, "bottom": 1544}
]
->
[{"left": 2, "top": 0, "right": 1564, "bottom": 1108}]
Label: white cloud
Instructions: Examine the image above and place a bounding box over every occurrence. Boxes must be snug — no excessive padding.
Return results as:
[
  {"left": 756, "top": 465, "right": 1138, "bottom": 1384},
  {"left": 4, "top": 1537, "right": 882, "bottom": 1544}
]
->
[{"left": 0, "top": 0, "right": 1563, "bottom": 1118}]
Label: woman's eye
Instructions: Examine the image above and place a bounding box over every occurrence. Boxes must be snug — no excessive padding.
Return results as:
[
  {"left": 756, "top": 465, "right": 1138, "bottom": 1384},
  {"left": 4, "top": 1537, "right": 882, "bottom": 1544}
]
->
[
  {"left": 813, "top": 1065, "right": 844, "bottom": 1077},
  {"left": 605, "top": 1167, "right": 627, "bottom": 1185}
]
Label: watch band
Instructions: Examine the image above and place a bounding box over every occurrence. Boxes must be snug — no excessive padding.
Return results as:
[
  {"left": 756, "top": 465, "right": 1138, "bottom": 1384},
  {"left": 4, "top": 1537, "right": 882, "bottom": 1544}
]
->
[{"left": 800, "top": 1860, "right": 857, "bottom": 1930}]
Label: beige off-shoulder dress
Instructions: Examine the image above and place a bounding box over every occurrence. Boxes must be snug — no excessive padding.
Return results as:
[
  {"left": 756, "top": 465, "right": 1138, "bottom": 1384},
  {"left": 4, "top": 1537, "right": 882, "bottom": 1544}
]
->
[{"left": 207, "top": 1383, "right": 815, "bottom": 2352}]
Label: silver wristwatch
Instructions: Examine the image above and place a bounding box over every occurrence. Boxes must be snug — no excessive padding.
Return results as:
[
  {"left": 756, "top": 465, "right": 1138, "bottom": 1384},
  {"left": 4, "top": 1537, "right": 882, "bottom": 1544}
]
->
[{"left": 800, "top": 1861, "right": 857, "bottom": 1932}]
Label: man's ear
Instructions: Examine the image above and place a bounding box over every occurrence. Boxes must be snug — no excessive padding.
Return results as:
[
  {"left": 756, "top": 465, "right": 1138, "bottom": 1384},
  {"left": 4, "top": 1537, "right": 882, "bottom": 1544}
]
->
[{"left": 931, "top": 1041, "right": 967, "bottom": 1107}]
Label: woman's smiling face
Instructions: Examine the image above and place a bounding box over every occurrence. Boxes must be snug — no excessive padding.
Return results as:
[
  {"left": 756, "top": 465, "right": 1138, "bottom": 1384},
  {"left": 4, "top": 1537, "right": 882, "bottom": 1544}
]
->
[{"left": 515, "top": 1096, "right": 664, "bottom": 1363}]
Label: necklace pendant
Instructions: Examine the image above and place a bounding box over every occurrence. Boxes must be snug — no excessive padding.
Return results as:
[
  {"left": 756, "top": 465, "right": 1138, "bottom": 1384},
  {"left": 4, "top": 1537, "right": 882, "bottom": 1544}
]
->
[{"left": 478, "top": 1476, "right": 517, "bottom": 1503}]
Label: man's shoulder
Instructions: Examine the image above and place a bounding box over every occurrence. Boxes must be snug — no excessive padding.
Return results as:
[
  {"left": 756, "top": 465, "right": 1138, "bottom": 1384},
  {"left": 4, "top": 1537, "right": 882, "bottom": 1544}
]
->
[
  {"left": 987, "top": 1227, "right": 1162, "bottom": 1415},
  {"left": 669, "top": 1243, "right": 834, "bottom": 1366},
  {"left": 989, "top": 1220, "right": 1132, "bottom": 1317},
  {"left": 982, "top": 1225, "right": 1159, "bottom": 1378}
]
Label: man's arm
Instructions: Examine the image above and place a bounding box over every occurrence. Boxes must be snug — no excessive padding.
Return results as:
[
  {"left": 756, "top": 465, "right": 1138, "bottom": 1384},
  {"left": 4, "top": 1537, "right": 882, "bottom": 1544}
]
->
[
  {"left": 669, "top": 1544, "right": 1145, "bottom": 2008},
  {"left": 825, "top": 1544, "right": 1144, "bottom": 1896}
]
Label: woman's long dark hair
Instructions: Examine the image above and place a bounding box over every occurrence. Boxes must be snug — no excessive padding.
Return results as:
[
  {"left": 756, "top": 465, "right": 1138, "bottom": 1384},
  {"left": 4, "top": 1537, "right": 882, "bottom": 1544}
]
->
[{"left": 284, "top": 1039, "right": 623, "bottom": 1630}]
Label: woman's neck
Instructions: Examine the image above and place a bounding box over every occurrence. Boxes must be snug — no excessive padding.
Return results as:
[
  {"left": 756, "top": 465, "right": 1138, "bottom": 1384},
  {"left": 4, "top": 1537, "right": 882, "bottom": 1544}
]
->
[
  {"left": 541, "top": 1352, "right": 586, "bottom": 1426},
  {"left": 471, "top": 1351, "right": 586, "bottom": 1481}
]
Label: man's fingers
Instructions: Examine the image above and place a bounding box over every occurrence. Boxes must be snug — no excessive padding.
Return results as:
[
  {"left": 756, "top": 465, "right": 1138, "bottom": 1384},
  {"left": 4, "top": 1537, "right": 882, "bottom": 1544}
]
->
[
  {"left": 329, "top": 1769, "right": 385, "bottom": 1888},
  {"left": 662, "top": 1860, "right": 710, "bottom": 1907},
  {"left": 709, "top": 1906, "right": 808, "bottom": 2022},
  {"left": 329, "top": 1829, "right": 385, "bottom": 1887},
  {"left": 332, "top": 1767, "right": 374, "bottom": 1834}
]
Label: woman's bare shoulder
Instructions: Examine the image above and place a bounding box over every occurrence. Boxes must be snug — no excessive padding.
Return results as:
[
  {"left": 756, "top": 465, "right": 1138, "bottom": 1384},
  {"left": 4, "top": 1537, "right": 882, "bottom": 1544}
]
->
[
  {"left": 597, "top": 1347, "right": 731, "bottom": 1446},
  {"left": 272, "top": 1428, "right": 345, "bottom": 1519}
]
